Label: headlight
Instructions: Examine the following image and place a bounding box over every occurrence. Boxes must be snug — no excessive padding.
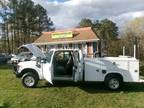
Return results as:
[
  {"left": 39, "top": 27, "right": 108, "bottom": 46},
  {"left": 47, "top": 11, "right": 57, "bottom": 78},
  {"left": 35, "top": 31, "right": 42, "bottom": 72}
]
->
[{"left": 17, "top": 64, "right": 22, "bottom": 71}]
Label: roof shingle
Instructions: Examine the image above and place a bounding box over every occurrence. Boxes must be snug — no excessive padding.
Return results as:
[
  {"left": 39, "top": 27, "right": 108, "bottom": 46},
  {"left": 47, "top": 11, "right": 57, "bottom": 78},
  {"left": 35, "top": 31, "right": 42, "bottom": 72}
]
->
[{"left": 34, "top": 27, "right": 99, "bottom": 45}]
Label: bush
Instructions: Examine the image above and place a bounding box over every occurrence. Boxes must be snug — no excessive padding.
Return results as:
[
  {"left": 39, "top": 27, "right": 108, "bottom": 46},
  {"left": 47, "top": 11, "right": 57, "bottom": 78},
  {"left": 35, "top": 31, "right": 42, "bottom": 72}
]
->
[{"left": 140, "top": 63, "right": 144, "bottom": 76}]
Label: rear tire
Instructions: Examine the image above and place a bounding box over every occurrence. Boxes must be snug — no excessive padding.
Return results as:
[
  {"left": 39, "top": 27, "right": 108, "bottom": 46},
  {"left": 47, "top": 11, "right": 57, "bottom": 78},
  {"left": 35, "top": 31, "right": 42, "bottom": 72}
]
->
[
  {"left": 22, "top": 73, "right": 38, "bottom": 88},
  {"left": 105, "top": 75, "right": 122, "bottom": 90}
]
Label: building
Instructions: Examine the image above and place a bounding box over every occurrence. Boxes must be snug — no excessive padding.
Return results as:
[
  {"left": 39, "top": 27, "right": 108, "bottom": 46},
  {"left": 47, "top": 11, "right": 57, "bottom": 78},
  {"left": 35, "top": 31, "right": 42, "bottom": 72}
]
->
[{"left": 33, "top": 27, "right": 99, "bottom": 57}]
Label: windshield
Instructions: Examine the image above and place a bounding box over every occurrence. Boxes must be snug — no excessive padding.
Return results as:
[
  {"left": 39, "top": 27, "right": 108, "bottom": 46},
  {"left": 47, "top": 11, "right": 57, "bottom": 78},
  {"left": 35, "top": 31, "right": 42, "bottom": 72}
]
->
[
  {"left": 45, "top": 51, "right": 53, "bottom": 63},
  {"left": 17, "top": 52, "right": 30, "bottom": 58},
  {"left": 16, "top": 53, "right": 25, "bottom": 58}
]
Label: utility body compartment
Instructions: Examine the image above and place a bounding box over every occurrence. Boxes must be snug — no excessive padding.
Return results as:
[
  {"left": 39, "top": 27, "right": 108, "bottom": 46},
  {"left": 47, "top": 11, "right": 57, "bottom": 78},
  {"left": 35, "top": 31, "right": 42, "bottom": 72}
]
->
[{"left": 84, "top": 57, "right": 139, "bottom": 82}]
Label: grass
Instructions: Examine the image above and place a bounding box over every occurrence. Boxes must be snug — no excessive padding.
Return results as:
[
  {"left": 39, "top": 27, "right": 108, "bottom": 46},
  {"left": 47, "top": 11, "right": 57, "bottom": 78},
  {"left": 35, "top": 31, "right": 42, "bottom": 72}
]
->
[{"left": 1, "top": 64, "right": 144, "bottom": 108}]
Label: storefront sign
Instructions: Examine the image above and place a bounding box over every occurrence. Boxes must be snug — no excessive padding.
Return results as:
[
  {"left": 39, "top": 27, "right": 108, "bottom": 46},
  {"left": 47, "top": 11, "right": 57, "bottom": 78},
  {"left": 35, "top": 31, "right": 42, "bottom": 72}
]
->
[{"left": 52, "top": 31, "right": 73, "bottom": 39}]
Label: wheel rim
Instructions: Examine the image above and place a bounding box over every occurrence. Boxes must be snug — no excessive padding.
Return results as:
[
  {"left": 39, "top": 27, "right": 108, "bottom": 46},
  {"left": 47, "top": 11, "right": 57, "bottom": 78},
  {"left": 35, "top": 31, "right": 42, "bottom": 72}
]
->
[
  {"left": 24, "top": 76, "right": 35, "bottom": 87},
  {"left": 109, "top": 78, "right": 119, "bottom": 90}
]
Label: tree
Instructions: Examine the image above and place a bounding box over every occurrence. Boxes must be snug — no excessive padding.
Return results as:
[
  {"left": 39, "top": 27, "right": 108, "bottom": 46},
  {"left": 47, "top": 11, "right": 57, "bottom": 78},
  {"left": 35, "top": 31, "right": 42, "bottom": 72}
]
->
[
  {"left": 34, "top": 4, "right": 54, "bottom": 34},
  {"left": 78, "top": 18, "right": 93, "bottom": 27},
  {"left": 0, "top": 0, "right": 54, "bottom": 53},
  {"left": 93, "top": 19, "right": 118, "bottom": 40},
  {"left": 0, "top": 0, "right": 11, "bottom": 53},
  {"left": 78, "top": 18, "right": 119, "bottom": 56},
  {"left": 93, "top": 19, "right": 119, "bottom": 56},
  {"left": 121, "top": 17, "right": 144, "bottom": 60}
]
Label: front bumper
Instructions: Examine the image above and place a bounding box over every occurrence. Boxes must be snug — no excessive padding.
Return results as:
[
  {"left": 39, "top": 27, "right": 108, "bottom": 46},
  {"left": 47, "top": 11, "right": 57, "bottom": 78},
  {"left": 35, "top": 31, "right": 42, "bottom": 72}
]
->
[{"left": 12, "top": 64, "right": 21, "bottom": 78}]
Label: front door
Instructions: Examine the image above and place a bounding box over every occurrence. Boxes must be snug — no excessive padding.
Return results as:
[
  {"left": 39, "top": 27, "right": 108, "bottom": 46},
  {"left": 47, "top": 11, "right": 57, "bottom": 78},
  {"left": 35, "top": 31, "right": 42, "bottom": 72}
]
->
[
  {"left": 43, "top": 63, "right": 53, "bottom": 84},
  {"left": 42, "top": 51, "right": 54, "bottom": 84},
  {"left": 53, "top": 51, "right": 74, "bottom": 80}
]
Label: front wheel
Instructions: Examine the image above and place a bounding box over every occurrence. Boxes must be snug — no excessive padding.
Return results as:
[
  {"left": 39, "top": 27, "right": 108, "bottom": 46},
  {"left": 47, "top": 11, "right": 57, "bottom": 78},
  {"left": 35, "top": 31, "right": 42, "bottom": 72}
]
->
[
  {"left": 22, "top": 73, "right": 38, "bottom": 88},
  {"left": 105, "top": 75, "right": 122, "bottom": 90}
]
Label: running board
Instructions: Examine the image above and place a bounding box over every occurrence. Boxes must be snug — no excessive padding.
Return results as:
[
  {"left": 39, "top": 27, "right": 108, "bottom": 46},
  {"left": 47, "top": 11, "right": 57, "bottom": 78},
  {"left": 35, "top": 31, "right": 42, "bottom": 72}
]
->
[
  {"left": 53, "top": 77, "right": 73, "bottom": 81},
  {"left": 139, "top": 79, "right": 144, "bottom": 82}
]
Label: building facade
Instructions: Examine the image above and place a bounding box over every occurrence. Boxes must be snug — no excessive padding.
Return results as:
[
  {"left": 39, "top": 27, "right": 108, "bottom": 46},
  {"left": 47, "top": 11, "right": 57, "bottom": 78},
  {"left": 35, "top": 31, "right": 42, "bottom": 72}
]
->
[{"left": 34, "top": 27, "right": 99, "bottom": 57}]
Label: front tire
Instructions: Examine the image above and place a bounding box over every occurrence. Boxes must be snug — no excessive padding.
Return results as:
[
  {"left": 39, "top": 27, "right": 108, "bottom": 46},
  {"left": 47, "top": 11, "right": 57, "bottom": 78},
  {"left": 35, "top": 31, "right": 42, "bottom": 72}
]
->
[
  {"left": 105, "top": 75, "right": 122, "bottom": 90},
  {"left": 22, "top": 73, "right": 38, "bottom": 88}
]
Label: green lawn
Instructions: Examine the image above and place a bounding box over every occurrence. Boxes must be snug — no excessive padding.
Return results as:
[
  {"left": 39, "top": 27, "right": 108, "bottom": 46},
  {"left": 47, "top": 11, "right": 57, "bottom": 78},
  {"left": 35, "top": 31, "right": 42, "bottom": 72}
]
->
[{"left": 1, "top": 64, "right": 144, "bottom": 108}]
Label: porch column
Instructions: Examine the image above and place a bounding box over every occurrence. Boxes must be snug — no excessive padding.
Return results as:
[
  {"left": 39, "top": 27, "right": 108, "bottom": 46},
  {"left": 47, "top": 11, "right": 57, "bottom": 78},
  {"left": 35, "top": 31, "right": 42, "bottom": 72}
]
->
[{"left": 87, "top": 42, "right": 93, "bottom": 58}]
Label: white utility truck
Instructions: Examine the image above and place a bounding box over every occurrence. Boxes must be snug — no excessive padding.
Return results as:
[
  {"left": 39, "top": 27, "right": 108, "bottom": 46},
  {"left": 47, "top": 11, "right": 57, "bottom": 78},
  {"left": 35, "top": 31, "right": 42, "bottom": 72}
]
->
[{"left": 14, "top": 44, "right": 143, "bottom": 90}]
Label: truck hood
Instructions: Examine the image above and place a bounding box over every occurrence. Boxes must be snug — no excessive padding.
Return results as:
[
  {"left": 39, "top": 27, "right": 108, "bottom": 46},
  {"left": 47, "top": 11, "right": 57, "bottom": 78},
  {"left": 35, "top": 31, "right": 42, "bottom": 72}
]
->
[{"left": 19, "top": 44, "right": 45, "bottom": 58}]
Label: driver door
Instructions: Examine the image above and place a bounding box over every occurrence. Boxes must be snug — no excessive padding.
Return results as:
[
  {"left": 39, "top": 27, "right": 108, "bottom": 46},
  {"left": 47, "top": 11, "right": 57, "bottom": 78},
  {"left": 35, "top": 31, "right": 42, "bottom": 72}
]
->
[
  {"left": 42, "top": 63, "right": 53, "bottom": 84},
  {"left": 42, "top": 51, "right": 54, "bottom": 84}
]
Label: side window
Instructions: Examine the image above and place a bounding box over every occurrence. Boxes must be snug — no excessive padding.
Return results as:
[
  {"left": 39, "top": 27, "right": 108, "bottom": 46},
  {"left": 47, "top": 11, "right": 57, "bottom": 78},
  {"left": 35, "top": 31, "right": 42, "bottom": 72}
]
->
[
  {"left": 45, "top": 51, "right": 53, "bottom": 63},
  {"left": 54, "top": 52, "right": 64, "bottom": 61},
  {"left": 63, "top": 52, "right": 71, "bottom": 61}
]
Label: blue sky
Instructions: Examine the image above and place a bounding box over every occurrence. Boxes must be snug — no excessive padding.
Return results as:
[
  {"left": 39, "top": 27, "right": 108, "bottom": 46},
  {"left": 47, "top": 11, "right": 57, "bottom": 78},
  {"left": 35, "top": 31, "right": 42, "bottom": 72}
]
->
[{"left": 33, "top": 0, "right": 144, "bottom": 30}]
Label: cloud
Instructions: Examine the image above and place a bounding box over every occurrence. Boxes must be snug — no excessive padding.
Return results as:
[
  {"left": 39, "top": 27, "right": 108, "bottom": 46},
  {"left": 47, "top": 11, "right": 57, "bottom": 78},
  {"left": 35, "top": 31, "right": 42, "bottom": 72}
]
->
[
  {"left": 33, "top": 0, "right": 144, "bottom": 29},
  {"left": 110, "top": 11, "right": 144, "bottom": 30}
]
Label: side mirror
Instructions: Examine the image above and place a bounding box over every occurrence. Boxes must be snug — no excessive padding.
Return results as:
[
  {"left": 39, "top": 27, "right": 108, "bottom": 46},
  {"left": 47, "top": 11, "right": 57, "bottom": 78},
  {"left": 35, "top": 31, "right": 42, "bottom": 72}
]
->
[
  {"left": 36, "top": 57, "right": 41, "bottom": 62},
  {"left": 41, "top": 58, "right": 47, "bottom": 63}
]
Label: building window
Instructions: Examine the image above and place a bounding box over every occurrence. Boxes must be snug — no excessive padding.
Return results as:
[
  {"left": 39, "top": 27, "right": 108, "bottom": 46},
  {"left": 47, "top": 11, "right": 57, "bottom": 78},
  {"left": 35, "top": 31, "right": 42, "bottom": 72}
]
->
[
  {"left": 72, "top": 44, "right": 78, "bottom": 49},
  {"left": 78, "top": 44, "right": 82, "bottom": 49},
  {"left": 50, "top": 45, "right": 57, "bottom": 49},
  {"left": 93, "top": 42, "right": 97, "bottom": 53},
  {"left": 58, "top": 44, "right": 62, "bottom": 48},
  {"left": 69, "top": 44, "right": 72, "bottom": 48}
]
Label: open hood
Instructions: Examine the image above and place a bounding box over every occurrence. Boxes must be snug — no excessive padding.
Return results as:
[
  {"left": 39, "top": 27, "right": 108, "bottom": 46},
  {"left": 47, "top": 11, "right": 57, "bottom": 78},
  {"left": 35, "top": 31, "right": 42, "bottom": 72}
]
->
[{"left": 19, "top": 44, "right": 45, "bottom": 58}]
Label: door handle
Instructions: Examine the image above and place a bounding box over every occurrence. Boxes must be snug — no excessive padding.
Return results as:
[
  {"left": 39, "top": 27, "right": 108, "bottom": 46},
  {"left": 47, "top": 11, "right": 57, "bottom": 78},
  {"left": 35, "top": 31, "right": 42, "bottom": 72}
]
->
[
  {"left": 96, "top": 69, "right": 99, "bottom": 72},
  {"left": 74, "top": 65, "right": 77, "bottom": 69}
]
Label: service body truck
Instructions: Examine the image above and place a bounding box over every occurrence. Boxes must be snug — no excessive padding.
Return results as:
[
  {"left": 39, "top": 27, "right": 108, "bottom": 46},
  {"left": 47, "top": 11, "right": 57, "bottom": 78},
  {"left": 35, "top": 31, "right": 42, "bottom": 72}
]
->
[{"left": 14, "top": 44, "right": 142, "bottom": 90}]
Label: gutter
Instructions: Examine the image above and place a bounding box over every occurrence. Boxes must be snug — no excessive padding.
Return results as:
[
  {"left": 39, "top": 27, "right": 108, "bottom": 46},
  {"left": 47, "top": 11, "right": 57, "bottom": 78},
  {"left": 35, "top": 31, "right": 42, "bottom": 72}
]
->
[{"left": 33, "top": 39, "right": 99, "bottom": 45}]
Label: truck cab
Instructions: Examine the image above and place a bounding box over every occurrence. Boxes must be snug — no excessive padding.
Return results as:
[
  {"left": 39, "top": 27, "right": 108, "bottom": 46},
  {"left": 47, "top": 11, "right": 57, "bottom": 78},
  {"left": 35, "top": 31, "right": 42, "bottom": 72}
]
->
[
  {"left": 15, "top": 44, "right": 83, "bottom": 88},
  {"left": 40, "top": 49, "right": 83, "bottom": 83}
]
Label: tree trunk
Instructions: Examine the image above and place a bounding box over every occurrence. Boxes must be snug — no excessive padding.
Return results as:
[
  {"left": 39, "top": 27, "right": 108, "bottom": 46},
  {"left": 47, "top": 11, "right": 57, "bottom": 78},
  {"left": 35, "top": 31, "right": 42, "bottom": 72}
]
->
[{"left": 6, "top": 23, "right": 11, "bottom": 54}]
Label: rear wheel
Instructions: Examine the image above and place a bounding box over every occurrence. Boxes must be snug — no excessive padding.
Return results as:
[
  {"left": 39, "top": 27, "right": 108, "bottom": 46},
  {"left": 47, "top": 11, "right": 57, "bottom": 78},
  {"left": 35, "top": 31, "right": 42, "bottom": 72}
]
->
[
  {"left": 22, "top": 73, "right": 38, "bottom": 88},
  {"left": 105, "top": 75, "right": 122, "bottom": 90}
]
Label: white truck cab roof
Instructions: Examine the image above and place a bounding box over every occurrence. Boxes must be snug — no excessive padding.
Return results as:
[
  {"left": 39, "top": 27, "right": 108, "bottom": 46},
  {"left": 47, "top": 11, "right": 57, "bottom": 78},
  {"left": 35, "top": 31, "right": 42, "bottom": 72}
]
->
[{"left": 50, "top": 48, "right": 80, "bottom": 51}]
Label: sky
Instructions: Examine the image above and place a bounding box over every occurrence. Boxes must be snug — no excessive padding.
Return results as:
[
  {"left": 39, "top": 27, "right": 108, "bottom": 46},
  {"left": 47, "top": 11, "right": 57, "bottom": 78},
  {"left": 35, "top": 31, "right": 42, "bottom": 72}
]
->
[{"left": 33, "top": 0, "right": 144, "bottom": 30}]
